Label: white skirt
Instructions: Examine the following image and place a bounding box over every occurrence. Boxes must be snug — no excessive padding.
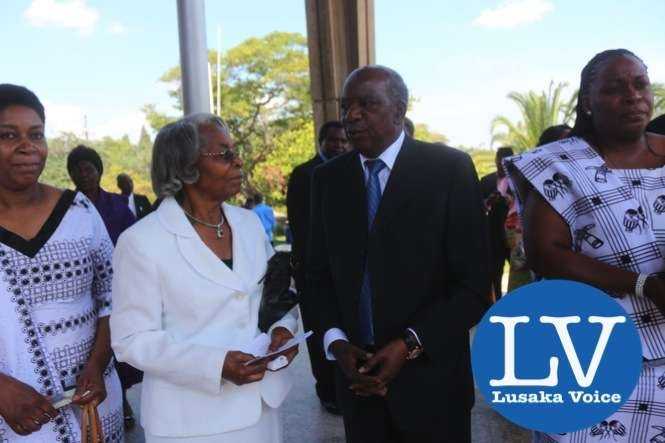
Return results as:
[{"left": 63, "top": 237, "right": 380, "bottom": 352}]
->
[{"left": 145, "top": 402, "right": 282, "bottom": 443}]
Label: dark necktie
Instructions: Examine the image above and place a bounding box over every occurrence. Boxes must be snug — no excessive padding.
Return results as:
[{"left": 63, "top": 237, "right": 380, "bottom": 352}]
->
[{"left": 359, "top": 159, "right": 386, "bottom": 345}]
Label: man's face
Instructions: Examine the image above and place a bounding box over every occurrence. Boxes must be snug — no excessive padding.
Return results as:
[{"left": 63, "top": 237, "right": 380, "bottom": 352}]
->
[
  {"left": 321, "top": 127, "right": 349, "bottom": 158},
  {"left": 340, "top": 69, "right": 403, "bottom": 158}
]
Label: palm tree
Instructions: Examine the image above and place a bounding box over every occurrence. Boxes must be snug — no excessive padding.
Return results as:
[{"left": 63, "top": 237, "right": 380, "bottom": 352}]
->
[{"left": 491, "top": 82, "right": 576, "bottom": 152}]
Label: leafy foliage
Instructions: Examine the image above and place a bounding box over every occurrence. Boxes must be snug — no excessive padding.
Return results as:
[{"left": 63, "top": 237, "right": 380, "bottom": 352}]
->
[
  {"left": 491, "top": 82, "right": 577, "bottom": 152},
  {"left": 41, "top": 130, "right": 154, "bottom": 199},
  {"left": 143, "top": 31, "right": 314, "bottom": 207},
  {"left": 467, "top": 149, "right": 497, "bottom": 179},
  {"left": 414, "top": 123, "right": 449, "bottom": 144}
]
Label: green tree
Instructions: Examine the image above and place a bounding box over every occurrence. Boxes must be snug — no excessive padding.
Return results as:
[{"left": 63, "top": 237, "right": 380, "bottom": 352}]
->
[
  {"left": 41, "top": 133, "right": 155, "bottom": 199},
  {"left": 653, "top": 82, "right": 665, "bottom": 117},
  {"left": 467, "top": 149, "right": 497, "bottom": 178},
  {"left": 491, "top": 82, "right": 576, "bottom": 152},
  {"left": 414, "top": 123, "right": 448, "bottom": 144},
  {"left": 143, "top": 31, "right": 313, "bottom": 205},
  {"left": 41, "top": 132, "right": 84, "bottom": 190}
]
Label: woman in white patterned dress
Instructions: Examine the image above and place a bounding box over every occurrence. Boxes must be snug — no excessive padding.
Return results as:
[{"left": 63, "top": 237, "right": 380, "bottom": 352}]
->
[
  {"left": 506, "top": 49, "right": 665, "bottom": 442},
  {"left": 0, "top": 84, "right": 123, "bottom": 442}
]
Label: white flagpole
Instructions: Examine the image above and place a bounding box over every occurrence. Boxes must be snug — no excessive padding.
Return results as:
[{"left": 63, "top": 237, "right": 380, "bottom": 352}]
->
[
  {"left": 216, "top": 25, "right": 222, "bottom": 116},
  {"left": 207, "top": 62, "right": 214, "bottom": 112},
  {"left": 176, "top": 0, "right": 210, "bottom": 114}
]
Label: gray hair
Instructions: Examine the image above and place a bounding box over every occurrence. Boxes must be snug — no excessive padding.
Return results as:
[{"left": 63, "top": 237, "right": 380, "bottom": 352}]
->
[
  {"left": 347, "top": 65, "right": 409, "bottom": 115},
  {"left": 151, "top": 113, "right": 229, "bottom": 198},
  {"left": 379, "top": 65, "right": 409, "bottom": 111}
]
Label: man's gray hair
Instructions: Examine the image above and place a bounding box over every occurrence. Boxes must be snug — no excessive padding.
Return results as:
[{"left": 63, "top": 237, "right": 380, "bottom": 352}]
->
[
  {"left": 347, "top": 65, "right": 409, "bottom": 114},
  {"left": 151, "top": 113, "right": 229, "bottom": 198},
  {"left": 377, "top": 65, "right": 409, "bottom": 111}
]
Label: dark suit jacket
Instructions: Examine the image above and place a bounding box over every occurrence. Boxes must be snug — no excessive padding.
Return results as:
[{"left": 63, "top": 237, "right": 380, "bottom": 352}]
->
[
  {"left": 133, "top": 194, "right": 153, "bottom": 220},
  {"left": 480, "top": 172, "right": 509, "bottom": 266},
  {"left": 307, "top": 137, "right": 491, "bottom": 429},
  {"left": 286, "top": 155, "right": 324, "bottom": 290}
]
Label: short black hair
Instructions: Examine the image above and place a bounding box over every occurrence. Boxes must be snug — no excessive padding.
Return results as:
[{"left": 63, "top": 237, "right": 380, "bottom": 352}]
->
[
  {"left": 538, "top": 124, "right": 572, "bottom": 146},
  {"left": 496, "top": 146, "right": 514, "bottom": 160},
  {"left": 570, "top": 49, "right": 646, "bottom": 138},
  {"left": 254, "top": 193, "right": 263, "bottom": 204},
  {"left": 647, "top": 115, "right": 665, "bottom": 136},
  {"left": 318, "top": 121, "right": 344, "bottom": 145},
  {"left": 0, "top": 84, "right": 45, "bottom": 123},
  {"left": 67, "top": 145, "right": 104, "bottom": 177}
]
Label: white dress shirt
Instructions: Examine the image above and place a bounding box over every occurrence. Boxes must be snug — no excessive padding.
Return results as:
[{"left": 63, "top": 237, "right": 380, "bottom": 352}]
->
[
  {"left": 127, "top": 193, "right": 137, "bottom": 217},
  {"left": 322, "top": 130, "right": 420, "bottom": 359}
]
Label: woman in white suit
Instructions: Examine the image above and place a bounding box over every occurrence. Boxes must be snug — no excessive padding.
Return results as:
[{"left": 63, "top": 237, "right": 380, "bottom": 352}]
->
[{"left": 110, "top": 113, "right": 298, "bottom": 442}]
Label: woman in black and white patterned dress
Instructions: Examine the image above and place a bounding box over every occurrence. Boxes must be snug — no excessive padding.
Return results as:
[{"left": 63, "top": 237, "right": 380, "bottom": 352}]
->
[
  {"left": 506, "top": 50, "right": 665, "bottom": 442},
  {"left": 0, "top": 84, "right": 123, "bottom": 442}
]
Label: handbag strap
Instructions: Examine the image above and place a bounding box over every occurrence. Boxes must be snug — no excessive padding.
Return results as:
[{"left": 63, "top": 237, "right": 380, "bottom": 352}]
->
[
  {"left": 80, "top": 403, "right": 103, "bottom": 443},
  {"left": 80, "top": 403, "right": 90, "bottom": 443}
]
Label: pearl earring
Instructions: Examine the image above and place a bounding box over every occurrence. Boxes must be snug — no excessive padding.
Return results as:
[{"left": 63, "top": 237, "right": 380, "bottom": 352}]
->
[{"left": 585, "top": 110, "right": 592, "bottom": 116}]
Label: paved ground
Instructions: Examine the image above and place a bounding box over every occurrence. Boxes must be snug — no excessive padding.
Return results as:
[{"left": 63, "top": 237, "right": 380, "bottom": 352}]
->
[{"left": 124, "top": 326, "right": 531, "bottom": 442}]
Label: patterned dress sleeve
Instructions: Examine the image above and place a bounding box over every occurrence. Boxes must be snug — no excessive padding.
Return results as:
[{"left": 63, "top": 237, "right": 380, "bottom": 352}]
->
[
  {"left": 503, "top": 140, "right": 580, "bottom": 228},
  {"left": 89, "top": 205, "right": 115, "bottom": 317}
]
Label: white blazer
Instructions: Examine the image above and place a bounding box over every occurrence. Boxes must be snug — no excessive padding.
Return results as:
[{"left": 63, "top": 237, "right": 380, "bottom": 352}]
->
[{"left": 110, "top": 197, "right": 297, "bottom": 438}]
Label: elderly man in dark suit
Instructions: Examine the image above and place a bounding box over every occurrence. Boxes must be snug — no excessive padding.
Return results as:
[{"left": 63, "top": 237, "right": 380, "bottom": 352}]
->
[
  {"left": 307, "top": 65, "right": 490, "bottom": 443},
  {"left": 287, "top": 121, "right": 349, "bottom": 414},
  {"left": 117, "top": 173, "right": 152, "bottom": 220}
]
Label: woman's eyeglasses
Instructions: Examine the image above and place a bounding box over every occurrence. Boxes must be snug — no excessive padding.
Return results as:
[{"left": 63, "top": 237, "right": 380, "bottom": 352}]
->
[{"left": 200, "top": 148, "right": 239, "bottom": 163}]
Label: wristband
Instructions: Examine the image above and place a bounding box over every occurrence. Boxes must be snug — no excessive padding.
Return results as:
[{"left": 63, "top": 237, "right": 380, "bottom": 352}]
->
[{"left": 635, "top": 273, "right": 649, "bottom": 298}]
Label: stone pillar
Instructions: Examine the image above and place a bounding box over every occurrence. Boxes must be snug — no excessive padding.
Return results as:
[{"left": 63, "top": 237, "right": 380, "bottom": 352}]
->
[{"left": 305, "top": 0, "right": 375, "bottom": 137}]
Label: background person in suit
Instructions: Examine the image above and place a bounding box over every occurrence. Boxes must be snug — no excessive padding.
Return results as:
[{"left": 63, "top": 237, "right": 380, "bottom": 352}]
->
[
  {"left": 117, "top": 173, "right": 152, "bottom": 220},
  {"left": 403, "top": 117, "right": 415, "bottom": 138},
  {"left": 307, "top": 65, "right": 490, "bottom": 443},
  {"left": 537, "top": 124, "right": 572, "bottom": 146},
  {"left": 479, "top": 146, "right": 513, "bottom": 300},
  {"left": 286, "top": 120, "right": 349, "bottom": 414},
  {"left": 111, "top": 113, "right": 299, "bottom": 443},
  {"left": 648, "top": 114, "right": 665, "bottom": 135}
]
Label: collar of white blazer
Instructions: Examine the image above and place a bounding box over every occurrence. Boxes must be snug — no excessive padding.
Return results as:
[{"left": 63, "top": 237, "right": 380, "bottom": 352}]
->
[{"left": 156, "top": 197, "right": 249, "bottom": 293}]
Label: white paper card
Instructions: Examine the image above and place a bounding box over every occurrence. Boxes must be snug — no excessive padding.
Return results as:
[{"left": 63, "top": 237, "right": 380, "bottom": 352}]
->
[{"left": 243, "top": 330, "right": 313, "bottom": 366}]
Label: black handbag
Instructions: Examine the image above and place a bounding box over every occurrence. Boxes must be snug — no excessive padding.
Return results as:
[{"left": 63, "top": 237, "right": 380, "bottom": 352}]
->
[{"left": 258, "top": 251, "right": 299, "bottom": 332}]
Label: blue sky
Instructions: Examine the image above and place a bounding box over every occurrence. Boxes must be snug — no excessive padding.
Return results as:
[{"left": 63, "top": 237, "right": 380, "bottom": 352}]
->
[{"left": 2, "top": 0, "right": 664, "bottom": 148}]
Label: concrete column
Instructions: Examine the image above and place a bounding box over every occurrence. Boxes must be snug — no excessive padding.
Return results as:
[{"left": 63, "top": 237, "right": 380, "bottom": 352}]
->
[
  {"left": 305, "top": 0, "right": 375, "bottom": 136},
  {"left": 176, "top": 0, "right": 210, "bottom": 115}
]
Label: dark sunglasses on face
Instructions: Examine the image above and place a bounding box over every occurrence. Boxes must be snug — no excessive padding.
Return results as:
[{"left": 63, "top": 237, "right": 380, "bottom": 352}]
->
[{"left": 200, "top": 148, "right": 238, "bottom": 163}]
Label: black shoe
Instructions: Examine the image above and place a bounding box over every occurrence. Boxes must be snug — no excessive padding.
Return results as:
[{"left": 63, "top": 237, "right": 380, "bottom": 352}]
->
[{"left": 321, "top": 399, "right": 342, "bottom": 416}]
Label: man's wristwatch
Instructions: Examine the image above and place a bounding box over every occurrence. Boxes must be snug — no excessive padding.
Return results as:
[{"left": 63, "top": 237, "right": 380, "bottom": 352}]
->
[{"left": 403, "top": 329, "right": 423, "bottom": 360}]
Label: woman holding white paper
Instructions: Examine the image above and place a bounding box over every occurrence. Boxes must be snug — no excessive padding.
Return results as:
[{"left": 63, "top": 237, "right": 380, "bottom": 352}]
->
[{"left": 110, "top": 113, "right": 298, "bottom": 443}]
